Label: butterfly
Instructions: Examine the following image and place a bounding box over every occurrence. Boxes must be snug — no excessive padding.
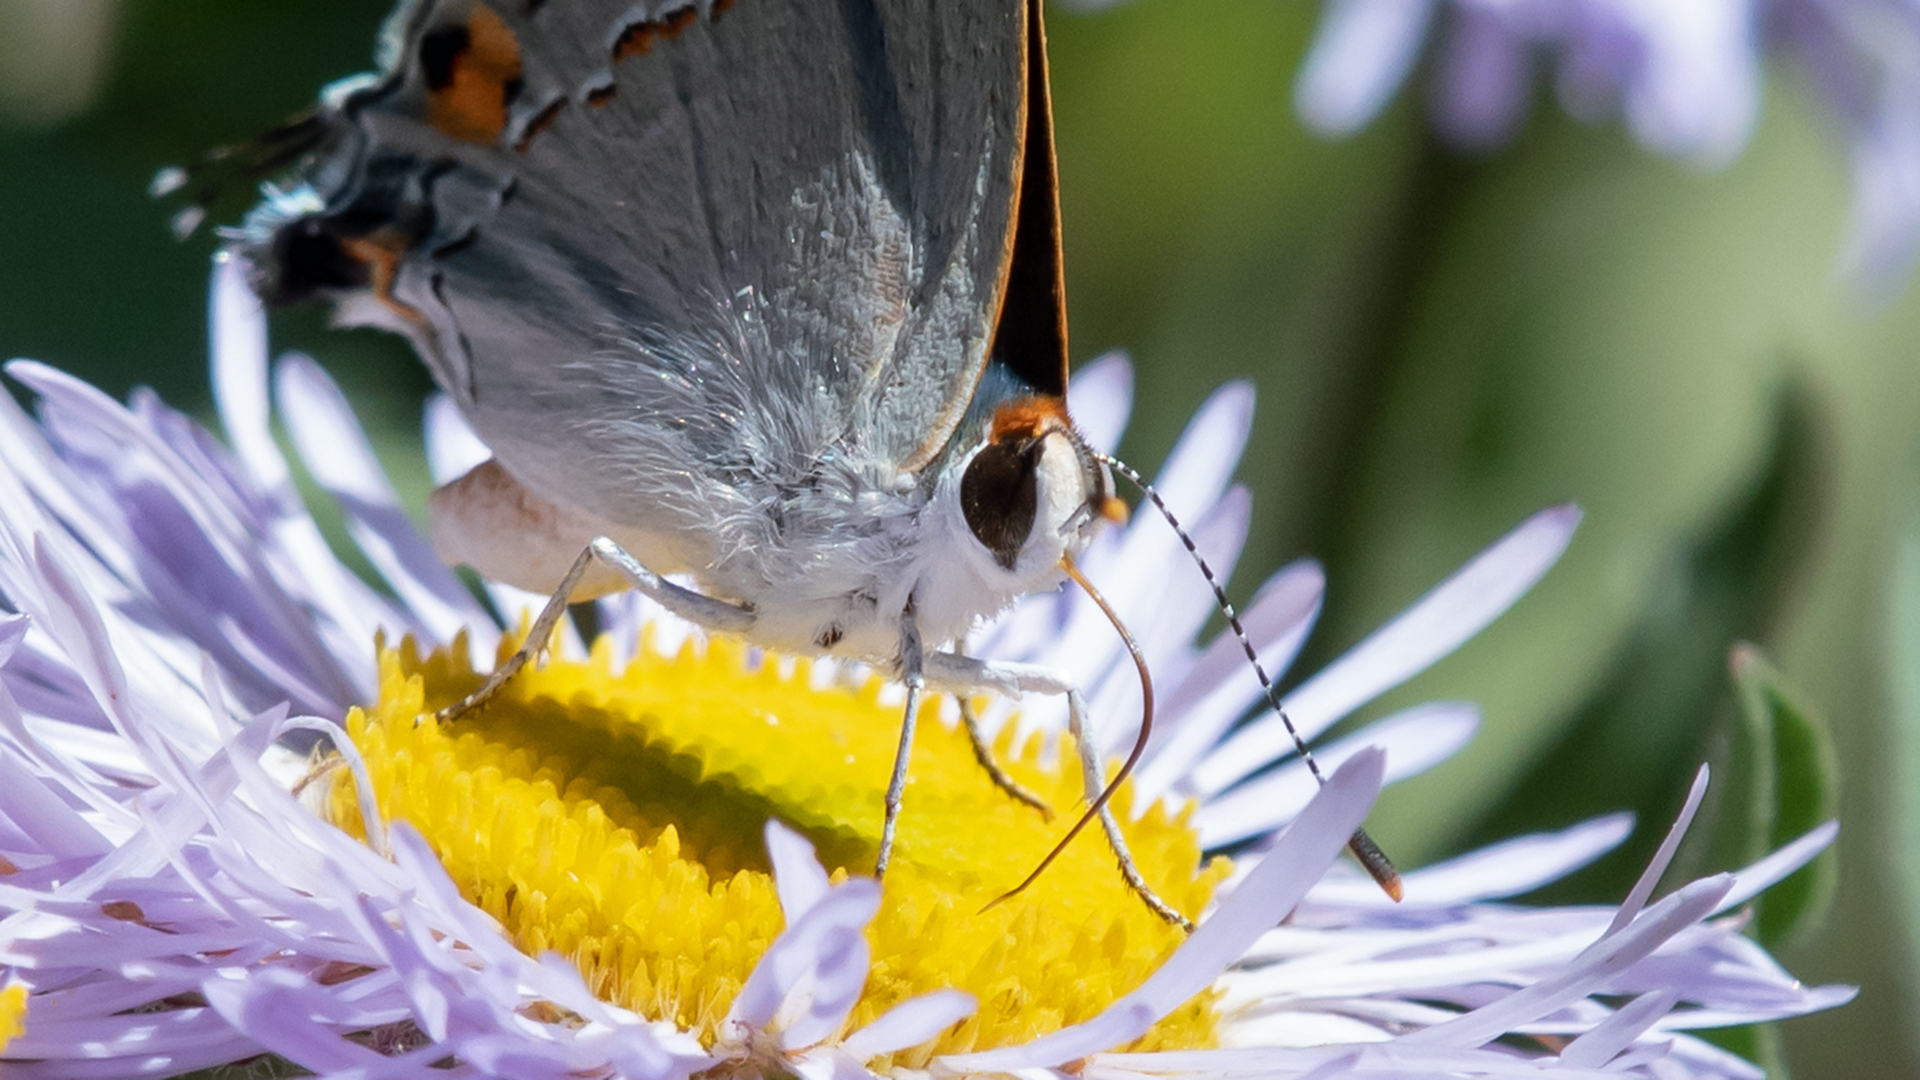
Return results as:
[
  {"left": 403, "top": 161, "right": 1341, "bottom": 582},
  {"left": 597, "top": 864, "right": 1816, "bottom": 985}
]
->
[{"left": 202, "top": 0, "right": 1396, "bottom": 926}]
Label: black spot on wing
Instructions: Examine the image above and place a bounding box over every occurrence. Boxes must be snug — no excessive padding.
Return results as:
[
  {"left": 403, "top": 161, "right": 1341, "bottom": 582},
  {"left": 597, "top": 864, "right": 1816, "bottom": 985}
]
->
[{"left": 419, "top": 25, "right": 470, "bottom": 91}]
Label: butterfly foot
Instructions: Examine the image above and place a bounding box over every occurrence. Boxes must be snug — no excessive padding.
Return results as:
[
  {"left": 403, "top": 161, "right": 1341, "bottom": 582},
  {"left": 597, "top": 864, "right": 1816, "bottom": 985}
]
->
[{"left": 958, "top": 696, "right": 1052, "bottom": 820}]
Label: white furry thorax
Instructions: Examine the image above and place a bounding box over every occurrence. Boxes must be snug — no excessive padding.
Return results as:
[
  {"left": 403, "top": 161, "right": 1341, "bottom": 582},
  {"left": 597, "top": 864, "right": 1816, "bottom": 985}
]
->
[
  {"left": 432, "top": 414, "right": 1103, "bottom": 671},
  {"left": 675, "top": 425, "right": 1101, "bottom": 665}
]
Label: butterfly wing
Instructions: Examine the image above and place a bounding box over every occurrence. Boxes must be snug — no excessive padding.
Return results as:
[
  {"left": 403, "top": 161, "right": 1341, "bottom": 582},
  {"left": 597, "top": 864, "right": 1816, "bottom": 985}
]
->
[{"left": 250, "top": 0, "right": 1029, "bottom": 535}]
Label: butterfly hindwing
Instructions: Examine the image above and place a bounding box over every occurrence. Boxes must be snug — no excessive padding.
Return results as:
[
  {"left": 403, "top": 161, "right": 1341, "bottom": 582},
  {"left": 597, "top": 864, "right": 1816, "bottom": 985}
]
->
[{"left": 251, "top": 0, "right": 1030, "bottom": 533}]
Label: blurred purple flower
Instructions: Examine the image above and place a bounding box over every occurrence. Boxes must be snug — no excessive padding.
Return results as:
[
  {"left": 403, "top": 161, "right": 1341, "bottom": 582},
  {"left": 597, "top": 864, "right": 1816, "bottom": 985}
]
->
[{"left": 1291, "top": 0, "right": 1920, "bottom": 285}]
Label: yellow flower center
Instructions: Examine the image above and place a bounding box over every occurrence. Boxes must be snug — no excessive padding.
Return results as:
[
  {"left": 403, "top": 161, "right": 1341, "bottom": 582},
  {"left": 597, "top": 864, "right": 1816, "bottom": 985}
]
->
[
  {"left": 0, "top": 982, "right": 24, "bottom": 1050},
  {"left": 330, "top": 628, "right": 1228, "bottom": 1068}
]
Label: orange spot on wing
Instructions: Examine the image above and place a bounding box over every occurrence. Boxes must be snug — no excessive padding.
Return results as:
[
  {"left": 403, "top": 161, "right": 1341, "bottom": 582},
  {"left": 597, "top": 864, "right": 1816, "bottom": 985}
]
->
[
  {"left": 612, "top": 5, "right": 699, "bottom": 62},
  {"left": 515, "top": 97, "right": 565, "bottom": 152},
  {"left": 428, "top": 7, "right": 523, "bottom": 145}
]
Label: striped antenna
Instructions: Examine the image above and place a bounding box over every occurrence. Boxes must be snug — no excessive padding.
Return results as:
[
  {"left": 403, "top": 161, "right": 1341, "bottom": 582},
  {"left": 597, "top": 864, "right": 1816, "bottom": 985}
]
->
[{"left": 1099, "top": 454, "right": 1402, "bottom": 901}]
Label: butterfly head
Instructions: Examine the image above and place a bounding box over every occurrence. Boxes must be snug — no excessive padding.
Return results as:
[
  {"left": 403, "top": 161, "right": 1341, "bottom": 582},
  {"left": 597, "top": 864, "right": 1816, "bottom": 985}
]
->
[{"left": 952, "top": 397, "right": 1121, "bottom": 580}]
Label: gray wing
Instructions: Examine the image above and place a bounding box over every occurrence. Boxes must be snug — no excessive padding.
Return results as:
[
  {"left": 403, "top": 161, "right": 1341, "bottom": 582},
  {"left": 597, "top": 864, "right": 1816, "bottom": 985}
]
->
[{"left": 259, "top": 0, "right": 1027, "bottom": 530}]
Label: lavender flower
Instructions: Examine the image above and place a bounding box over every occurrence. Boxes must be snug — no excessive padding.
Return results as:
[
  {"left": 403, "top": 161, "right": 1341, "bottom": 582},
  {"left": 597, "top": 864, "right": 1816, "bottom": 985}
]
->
[
  {"left": 0, "top": 257, "right": 1850, "bottom": 1077},
  {"left": 1292, "top": 0, "right": 1920, "bottom": 285}
]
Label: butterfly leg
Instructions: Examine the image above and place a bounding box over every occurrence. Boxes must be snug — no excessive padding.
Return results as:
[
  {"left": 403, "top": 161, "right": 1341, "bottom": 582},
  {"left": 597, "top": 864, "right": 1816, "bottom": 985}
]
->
[
  {"left": 876, "top": 612, "right": 927, "bottom": 879},
  {"left": 949, "top": 644, "right": 1051, "bottom": 818},
  {"left": 434, "top": 536, "right": 755, "bottom": 723},
  {"left": 924, "top": 652, "right": 1192, "bottom": 930},
  {"left": 957, "top": 697, "right": 1052, "bottom": 820}
]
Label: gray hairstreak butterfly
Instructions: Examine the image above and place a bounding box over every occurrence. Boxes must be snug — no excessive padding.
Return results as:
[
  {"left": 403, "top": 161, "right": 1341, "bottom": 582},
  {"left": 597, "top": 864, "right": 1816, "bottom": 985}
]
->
[{"left": 167, "top": 0, "right": 1399, "bottom": 925}]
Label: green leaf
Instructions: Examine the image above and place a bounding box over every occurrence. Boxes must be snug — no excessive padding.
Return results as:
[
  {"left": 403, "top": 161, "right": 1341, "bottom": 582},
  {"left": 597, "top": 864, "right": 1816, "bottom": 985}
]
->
[{"left": 1726, "top": 643, "right": 1839, "bottom": 948}]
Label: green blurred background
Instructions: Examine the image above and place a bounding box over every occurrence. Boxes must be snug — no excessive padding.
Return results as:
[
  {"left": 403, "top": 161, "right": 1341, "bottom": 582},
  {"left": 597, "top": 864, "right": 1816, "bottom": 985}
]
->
[{"left": 2, "top": 0, "right": 1915, "bottom": 1074}]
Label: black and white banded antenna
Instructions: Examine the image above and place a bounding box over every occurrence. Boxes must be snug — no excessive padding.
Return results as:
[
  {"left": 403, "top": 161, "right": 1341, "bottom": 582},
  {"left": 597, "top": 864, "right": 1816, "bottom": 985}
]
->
[{"left": 1099, "top": 453, "right": 1403, "bottom": 901}]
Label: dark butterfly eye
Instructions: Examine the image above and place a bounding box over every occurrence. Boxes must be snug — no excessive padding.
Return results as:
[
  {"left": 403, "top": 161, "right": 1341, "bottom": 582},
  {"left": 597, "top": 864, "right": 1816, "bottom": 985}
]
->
[{"left": 961, "top": 438, "right": 1042, "bottom": 570}]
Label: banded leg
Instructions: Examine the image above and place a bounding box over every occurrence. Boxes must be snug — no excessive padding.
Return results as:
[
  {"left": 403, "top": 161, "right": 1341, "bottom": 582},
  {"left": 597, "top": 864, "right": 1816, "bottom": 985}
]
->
[
  {"left": 924, "top": 651, "right": 1191, "bottom": 930},
  {"left": 1065, "top": 692, "right": 1192, "bottom": 932},
  {"left": 876, "top": 611, "right": 926, "bottom": 878},
  {"left": 951, "top": 648, "right": 1053, "bottom": 820}
]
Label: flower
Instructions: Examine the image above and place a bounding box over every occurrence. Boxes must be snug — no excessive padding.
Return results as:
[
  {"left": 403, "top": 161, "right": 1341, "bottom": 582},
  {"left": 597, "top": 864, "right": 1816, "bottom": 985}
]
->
[
  {"left": 1288, "top": 0, "right": 1920, "bottom": 287},
  {"left": 0, "top": 256, "right": 1850, "bottom": 1077}
]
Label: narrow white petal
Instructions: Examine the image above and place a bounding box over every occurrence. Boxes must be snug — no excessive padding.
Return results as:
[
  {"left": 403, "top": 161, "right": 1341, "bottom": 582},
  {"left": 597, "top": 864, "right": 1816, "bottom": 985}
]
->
[
  {"left": 1295, "top": 0, "right": 1439, "bottom": 135},
  {"left": 766, "top": 819, "right": 831, "bottom": 923},
  {"left": 1309, "top": 813, "right": 1634, "bottom": 906},
  {"left": 208, "top": 255, "right": 281, "bottom": 493},
  {"left": 1196, "top": 702, "right": 1477, "bottom": 848},
  {"left": 1059, "top": 383, "right": 1256, "bottom": 707},
  {"left": 423, "top": 392, "right": 493, "bottom": 485},
  {"left": 1608, "top": 763, "right": 1707, "bottom": 936},
  {"left": 1192, "top": 505, "right": 1580, "bottom": 796},
  {"left": 1715, "top": 820, "right": 1839, "bottom": 911},
  {"left": 1135, "top": 560, "right": 1324, "bottom": 806},
  {"left": 839, "top": 989, "right": 976, "bottom": 1058},
  {"left": 1399, "top": 874, "right": 1733, "bottom": 1049},
  {"left": 1066, "top": 351, "right": 1133, "bottom": 457},
  {"left": 727, "top": 880, "right": 881, "bottom": 1038},
  {"left": 1556, "top": 988, "right": 1677, "bottom": 1067}
]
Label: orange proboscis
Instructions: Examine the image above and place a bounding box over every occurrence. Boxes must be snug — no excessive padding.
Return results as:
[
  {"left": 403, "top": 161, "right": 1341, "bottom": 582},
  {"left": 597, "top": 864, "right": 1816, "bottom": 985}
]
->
[
  {"left": 428, "top": 7, "right": 523, "bottom": 145},
  {"left": 984, "top": 555, "right": 1166, "bottom": 921}
]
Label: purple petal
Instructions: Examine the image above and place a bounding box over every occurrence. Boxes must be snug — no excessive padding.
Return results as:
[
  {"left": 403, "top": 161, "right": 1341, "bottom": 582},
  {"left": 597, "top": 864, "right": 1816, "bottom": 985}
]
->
[
  {"left": 209, "top": 254, "right": 282, "bottom": 495},
  {"left": 839, "top": 989, "right": 975, "bottom": 1058},
  {"left": 1192, "top": 504, "right": 1579, "bottom": 796},
  {"left": 1088, "top": 486, "right": 1253, "bottom": 758},
  {"left": 726, "top": 879, "right": 881, "bottom": 1042},
  {"left": 1608, "top": 763, "right": 1706, "bottom": 936},
  {"left": 940, "top": 748, "right": 1384, "bottom": 1072},
  {"left": 1616, "top": 0, "right": 1760, "bottom": 166},
  {"left": 1431, "top": 4, "right": 1534, "bottom": 149},
  {"left": 1556, "top": 988, "right": 1677, "bottom": 1067},
  {"left": 275, "top": 355, "right": 493, "bottom": 650},
  {"left": 424, "top": 394, "right": 492, "bottom": 485},
  {"left": 1716, "top": 820, "right": 1838, "bottom": 911},
  {"left": 1310, "top": 813, "right": 1633, "bottom": 906},
  {"left": 766, "top": 819, "right": 831, "bottom": 924},
  {"left": 1296, "top": 0, "right": 1440, "bottom": 135},
  {"left": 1399, "top": 874, "right": 1734, "bottom": 1049},
  {"left": 1134, "top": 560, "right": 1324, "bottom": 807}
]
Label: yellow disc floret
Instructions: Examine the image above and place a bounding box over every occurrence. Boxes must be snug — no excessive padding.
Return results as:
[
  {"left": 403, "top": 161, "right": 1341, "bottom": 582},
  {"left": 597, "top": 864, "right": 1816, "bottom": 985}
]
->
[
  {"left": 0, "top": 981, "right": 24, "bottom": 1051},
  {"left": 330, "top": 627, "right": 1228, "bottom": 1068}
]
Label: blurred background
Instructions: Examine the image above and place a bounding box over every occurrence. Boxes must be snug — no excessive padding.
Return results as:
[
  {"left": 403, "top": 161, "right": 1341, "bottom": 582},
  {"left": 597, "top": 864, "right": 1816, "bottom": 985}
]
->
[{"left": 1, "top": 0, "right": 1915, "bottom": 1074}]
